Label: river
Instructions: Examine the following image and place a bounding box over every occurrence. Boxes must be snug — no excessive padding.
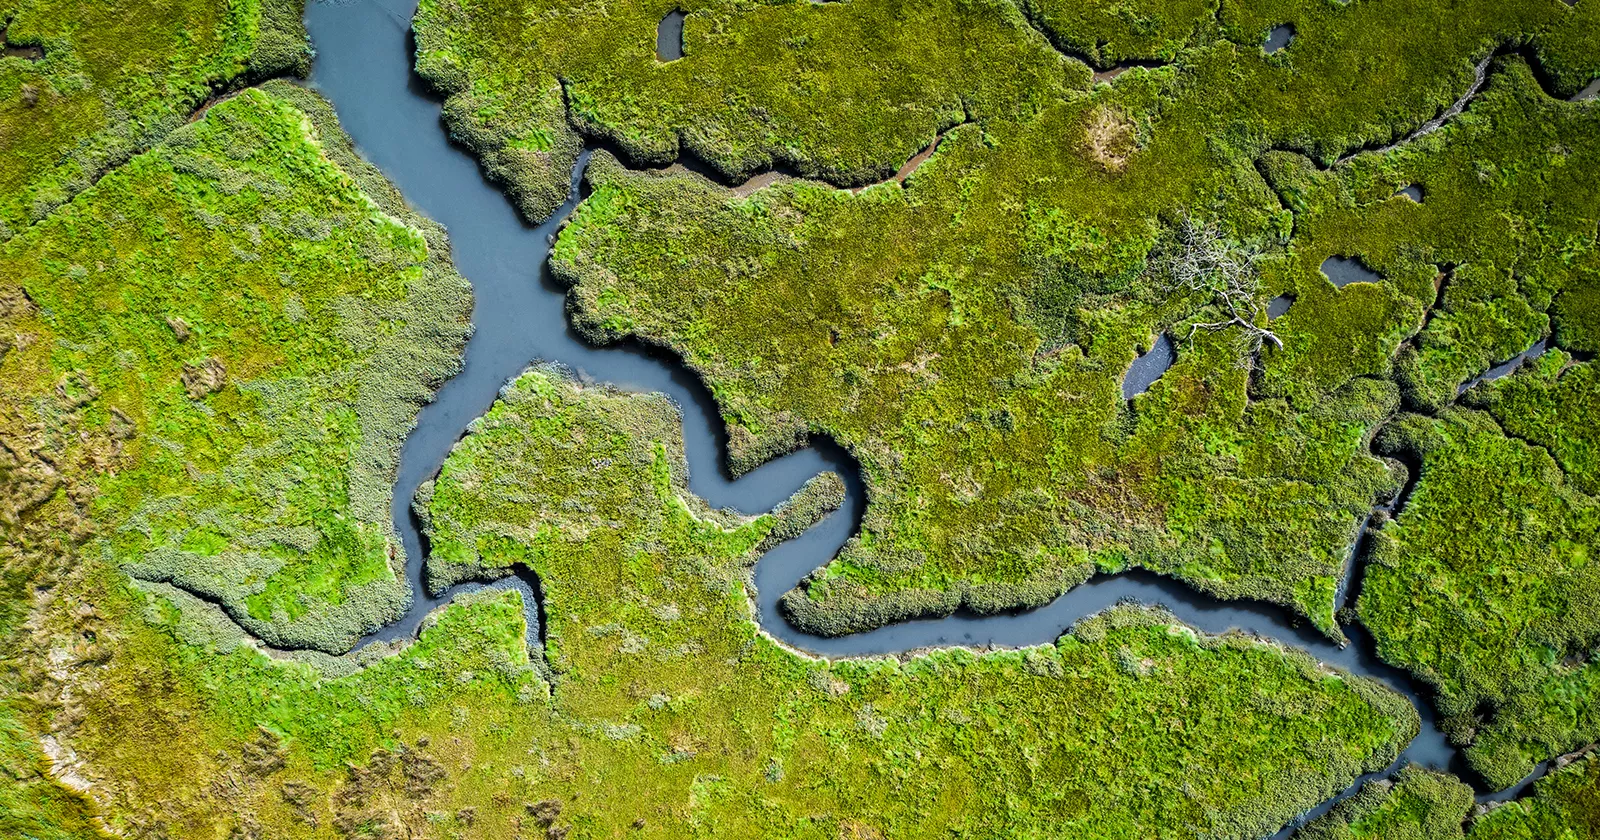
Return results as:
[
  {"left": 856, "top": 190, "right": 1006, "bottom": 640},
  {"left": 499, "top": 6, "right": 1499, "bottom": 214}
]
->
[{"left": 301, "top": 0, "right": 1547, "bottom": 832}]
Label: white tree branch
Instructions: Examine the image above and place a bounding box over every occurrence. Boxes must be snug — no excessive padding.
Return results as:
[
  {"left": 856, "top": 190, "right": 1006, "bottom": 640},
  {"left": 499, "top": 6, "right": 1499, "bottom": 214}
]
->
[{"left": 1164, "top": 218, "right": 1282, "bottom": 367}]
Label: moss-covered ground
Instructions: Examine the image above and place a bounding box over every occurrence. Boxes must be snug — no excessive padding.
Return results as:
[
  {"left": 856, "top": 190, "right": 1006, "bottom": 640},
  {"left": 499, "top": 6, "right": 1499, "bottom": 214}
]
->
[{"left": 1358, "top": 401, "right": 1600, "bottom": 789}]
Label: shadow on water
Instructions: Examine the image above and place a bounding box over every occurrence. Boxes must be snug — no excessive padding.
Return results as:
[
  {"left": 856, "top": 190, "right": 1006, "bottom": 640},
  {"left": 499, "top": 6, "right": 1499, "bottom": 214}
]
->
[{"left": 301, "top": 0, "right": 1548, "bottom": 829}]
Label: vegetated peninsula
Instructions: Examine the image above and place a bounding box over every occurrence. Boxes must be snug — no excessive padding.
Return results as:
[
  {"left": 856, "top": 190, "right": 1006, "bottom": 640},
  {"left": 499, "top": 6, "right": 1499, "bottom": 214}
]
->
[
  {"left": 2, "top": 80, "right": 473, "bottom": 653},
  {"left": 1, "top": 0, "right": 1599, "bottom": 837},
  {"left": 1300, "top": 751, "right": 1600, "bottom": 839}
]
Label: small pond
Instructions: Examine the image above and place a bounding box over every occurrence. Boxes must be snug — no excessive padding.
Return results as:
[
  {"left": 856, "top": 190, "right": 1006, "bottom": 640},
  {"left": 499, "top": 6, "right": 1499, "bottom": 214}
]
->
[
  {"left": 1264, "top": 24, "right": 1294, "bottom": 54},
  {"left": 1321, "top": 255, "right": 1382, "bottom": 287},
  {"left": 657, "top": 10, "right": 686, "bottom": 61},
  {"left": 1122, "top": 332, "right": 1177, "bottom": 399}
]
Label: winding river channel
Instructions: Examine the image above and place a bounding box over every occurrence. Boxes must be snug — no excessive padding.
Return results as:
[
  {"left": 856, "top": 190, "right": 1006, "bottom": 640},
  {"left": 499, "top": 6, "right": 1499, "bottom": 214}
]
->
[{"left": 302, "top": 0, "right": 1551, "bottom": 832}]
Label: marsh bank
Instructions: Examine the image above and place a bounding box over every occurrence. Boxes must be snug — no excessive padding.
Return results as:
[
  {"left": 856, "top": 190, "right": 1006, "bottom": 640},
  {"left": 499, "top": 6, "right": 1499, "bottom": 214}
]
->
[{"left": 302, "top": 0, "right": 1564, "bottom": 831}]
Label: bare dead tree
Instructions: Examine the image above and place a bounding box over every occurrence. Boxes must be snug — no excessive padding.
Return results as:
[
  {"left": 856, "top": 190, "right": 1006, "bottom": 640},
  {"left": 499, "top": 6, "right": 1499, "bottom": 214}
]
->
[{"left": 1165, "top": 218, "right": 1282, "bottom": 365}]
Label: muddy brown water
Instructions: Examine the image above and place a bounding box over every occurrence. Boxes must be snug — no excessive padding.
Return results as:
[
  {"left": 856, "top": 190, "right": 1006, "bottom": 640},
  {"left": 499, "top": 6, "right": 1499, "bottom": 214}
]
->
[{"left": 293, "top": 0, "right": 1554, "bottom": 831}]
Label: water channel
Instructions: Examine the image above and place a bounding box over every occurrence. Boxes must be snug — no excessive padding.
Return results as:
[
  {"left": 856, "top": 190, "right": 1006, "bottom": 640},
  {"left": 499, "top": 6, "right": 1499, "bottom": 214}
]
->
[{"left": 303, "top": 0, "right": 1549, "bottom": 832}]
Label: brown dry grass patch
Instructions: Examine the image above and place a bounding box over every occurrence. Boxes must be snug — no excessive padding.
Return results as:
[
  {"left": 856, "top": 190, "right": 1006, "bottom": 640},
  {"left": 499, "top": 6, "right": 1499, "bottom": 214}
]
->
[{"left": 1085, "top": 105, "right": 1138, "bottom": 172}]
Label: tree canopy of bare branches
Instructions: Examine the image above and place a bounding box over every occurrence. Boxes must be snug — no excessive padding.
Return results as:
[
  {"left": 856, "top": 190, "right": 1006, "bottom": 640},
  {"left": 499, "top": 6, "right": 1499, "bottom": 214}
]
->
[{"left": 1164, "top": 218, "right": 1282, "bottom": 365}]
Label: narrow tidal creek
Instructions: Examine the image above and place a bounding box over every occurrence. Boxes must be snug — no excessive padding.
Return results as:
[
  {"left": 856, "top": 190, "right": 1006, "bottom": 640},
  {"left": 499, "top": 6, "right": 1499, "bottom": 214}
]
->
[{"left": 303, "top": 0, "right": 1551, "bottom": 832}]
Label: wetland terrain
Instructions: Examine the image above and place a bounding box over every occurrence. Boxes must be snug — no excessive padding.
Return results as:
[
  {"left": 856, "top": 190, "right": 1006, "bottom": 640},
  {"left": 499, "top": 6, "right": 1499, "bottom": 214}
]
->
[{"left": 1, "top": 0, "right": 1599, "bottom": 837}]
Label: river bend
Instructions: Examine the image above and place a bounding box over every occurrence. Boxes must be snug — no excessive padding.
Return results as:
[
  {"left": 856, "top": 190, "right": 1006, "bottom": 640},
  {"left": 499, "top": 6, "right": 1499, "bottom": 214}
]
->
[{"left": 302, "top": 0, "right": 1552, "bottom": 832}]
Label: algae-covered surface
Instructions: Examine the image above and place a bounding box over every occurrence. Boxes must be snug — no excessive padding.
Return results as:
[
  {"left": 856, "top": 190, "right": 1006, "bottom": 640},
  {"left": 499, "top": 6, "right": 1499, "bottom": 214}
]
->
[{"left": 2, "top": 0, "right": 1600, "bottom": 836}]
